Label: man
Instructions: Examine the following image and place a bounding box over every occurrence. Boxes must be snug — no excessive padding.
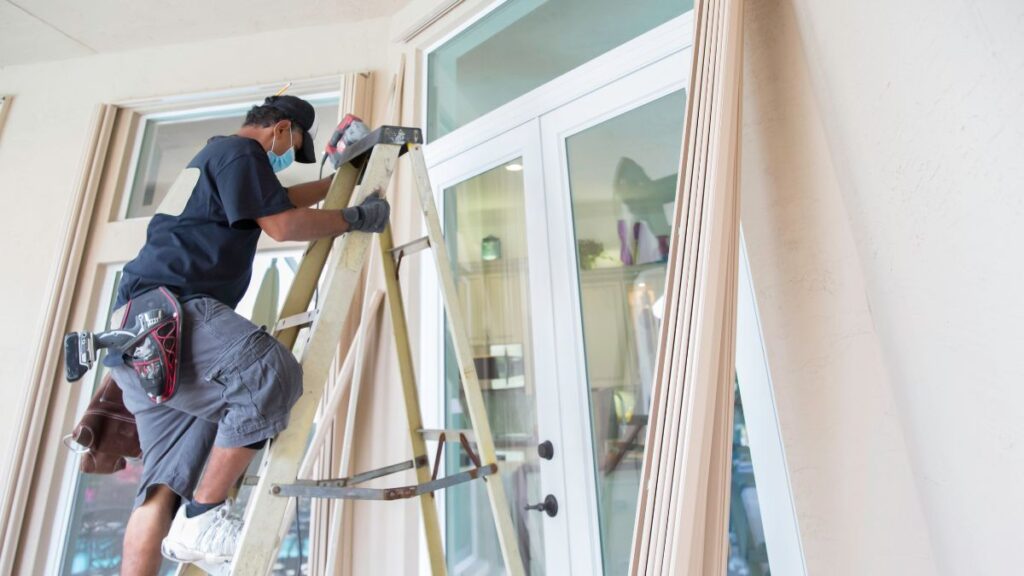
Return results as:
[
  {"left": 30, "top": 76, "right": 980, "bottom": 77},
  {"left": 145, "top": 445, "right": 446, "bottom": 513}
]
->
[{"left": 108, "top": 94, "right": 389, "bottom": 575}]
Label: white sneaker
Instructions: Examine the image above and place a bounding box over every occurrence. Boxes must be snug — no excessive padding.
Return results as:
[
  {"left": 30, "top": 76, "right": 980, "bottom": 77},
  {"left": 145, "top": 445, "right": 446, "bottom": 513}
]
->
[{"left": 161, "top": 500, "right": 243, "bottom": 565}]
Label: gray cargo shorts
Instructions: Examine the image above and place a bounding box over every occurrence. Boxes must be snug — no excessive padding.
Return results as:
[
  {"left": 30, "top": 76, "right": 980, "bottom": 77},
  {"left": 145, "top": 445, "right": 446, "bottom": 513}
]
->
[{"left": 109, "top": 296, "right": 303, "bottom": 509}]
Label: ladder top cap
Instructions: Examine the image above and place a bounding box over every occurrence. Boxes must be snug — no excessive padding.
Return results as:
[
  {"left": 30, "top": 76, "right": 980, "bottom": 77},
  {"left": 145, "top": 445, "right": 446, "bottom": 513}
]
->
[{"left": 335, "top": 125, "right": 424, "bottom": 167}]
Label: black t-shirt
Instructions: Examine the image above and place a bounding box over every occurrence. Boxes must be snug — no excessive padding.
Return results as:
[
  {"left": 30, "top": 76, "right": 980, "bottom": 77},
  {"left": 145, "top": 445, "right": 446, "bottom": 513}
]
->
[{"left": 116, "top": 135, "right": 294, "bottom": 309}]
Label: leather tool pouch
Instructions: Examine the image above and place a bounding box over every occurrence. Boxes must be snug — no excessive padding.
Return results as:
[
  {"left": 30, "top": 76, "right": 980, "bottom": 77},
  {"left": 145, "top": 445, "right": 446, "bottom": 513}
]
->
[{"left": 64, "top": 372, "right": 142, "bottom": 474}]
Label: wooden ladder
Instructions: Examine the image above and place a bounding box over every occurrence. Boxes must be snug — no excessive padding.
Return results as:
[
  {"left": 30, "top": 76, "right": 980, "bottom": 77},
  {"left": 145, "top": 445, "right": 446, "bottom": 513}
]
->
[{"left": 177, "top": 126, "right": 525, "bottom": 576}]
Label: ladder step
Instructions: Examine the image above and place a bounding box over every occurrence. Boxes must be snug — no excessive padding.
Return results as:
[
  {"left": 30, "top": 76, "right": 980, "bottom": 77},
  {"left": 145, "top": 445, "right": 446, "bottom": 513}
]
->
[
  {"left": 274, "top": 309, "right": 318, "bottom": 333},
  {"left": 272, "top": 463, "right": 497, "bottom": 501},
  {"left": 391, "top": 235, "right": 431, "bottom": 261},
  {"left": 333, "top": 125, "right": 423, "bottom": 169},
  {"left": 248, "top": 456, "right": 429, "bottom": 492},
  {"left": 419, "top": 428, "right": 476, "bottom": 442}
]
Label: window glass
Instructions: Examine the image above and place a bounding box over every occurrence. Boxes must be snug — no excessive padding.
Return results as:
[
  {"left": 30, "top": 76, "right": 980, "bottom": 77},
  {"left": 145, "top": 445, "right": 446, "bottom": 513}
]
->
[
  {"left": 427, "top": 0, "right": 691, "bottom": 141},
  {"left": 565, "top": 90, "right": 684, "bottom": 573},
  {"left": 442, "top": 161, "right": 547, "bottom": 574},
  {"left": 60, "top": 253, "right": 305, "bottom": 575},
  {"left": 124, "top": 97, "right": 338, "bottom": 219},
  {"left": 729, "top": 381, "right": 771, "bottom": 576}
]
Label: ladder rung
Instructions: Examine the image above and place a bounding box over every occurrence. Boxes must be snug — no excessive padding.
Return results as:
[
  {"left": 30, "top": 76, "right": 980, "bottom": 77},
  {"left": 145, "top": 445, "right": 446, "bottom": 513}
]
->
[
  {"left": 419, "top": 428, "right": 476, "bottom": 442},
  {"left": 248, "top": 456, "right": 429, "bottom": 492},
  {"left": 272, "top": 463, "right": 497, "bottom": 501},
  {"left": 391, "top": 235, "right": 431, "bottom": 261},
  {"left": 274, "top": 309, "right": 318, "bottom": 333}
]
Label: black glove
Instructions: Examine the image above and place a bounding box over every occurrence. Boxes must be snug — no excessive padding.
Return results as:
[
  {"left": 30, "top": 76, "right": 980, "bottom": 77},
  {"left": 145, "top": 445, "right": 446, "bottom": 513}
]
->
[{"left": 341, "top": 193, "right": 391, "bottom": 233}]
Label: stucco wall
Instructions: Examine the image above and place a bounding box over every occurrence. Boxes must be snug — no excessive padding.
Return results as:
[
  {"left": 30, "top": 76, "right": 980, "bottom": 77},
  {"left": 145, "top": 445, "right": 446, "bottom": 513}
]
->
[
  {"left": 785, "top": 0, "right": 1024, "bottom": 574},
  {"left": 740, "top": 0, "right": 937, "bottom": 573}
]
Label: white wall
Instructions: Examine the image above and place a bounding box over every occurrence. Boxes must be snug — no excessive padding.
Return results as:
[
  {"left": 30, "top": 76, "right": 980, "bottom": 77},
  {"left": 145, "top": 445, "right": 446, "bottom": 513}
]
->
[
  {"left": 740, "top": 0, "right": 937, "bottom": 573},
  {"left": 0, "top": 14, "right": 389, "bottom": 546},
  {"left": 785, "top": 0, "right": 1024, "bottom": 574}
]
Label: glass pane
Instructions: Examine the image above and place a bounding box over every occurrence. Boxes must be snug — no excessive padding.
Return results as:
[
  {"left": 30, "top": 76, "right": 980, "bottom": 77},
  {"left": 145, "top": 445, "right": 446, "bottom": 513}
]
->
[
  {"left": 443, "top": 160, "right": 544, "bottom": 574},
  {"left": 565, "top": 90, "right": 685, "bottom": 574},
  {"left": 125, "top": 97, "right": 338, "bottom": 219},
  {"left": 60, "top": 253, "right": 307, "bottom": 575},
  {"left": 729, "top": 381, "right": 771, "bottom": 576},
  {"left": 427, "top": 0, "right": 692, "bottom": 141}
]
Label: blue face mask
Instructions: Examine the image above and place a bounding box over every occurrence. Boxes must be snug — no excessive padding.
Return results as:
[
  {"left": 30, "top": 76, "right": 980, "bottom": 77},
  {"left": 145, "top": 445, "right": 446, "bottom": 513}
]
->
[{"left": 267, "top": 129, "right": 295, "bottom": 173}]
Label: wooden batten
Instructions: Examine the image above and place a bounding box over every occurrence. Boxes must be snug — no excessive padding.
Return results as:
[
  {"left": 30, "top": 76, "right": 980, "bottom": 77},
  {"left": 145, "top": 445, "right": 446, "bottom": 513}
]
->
[{"left": 629, "top": 0, "right": 745, "bottom": 573}]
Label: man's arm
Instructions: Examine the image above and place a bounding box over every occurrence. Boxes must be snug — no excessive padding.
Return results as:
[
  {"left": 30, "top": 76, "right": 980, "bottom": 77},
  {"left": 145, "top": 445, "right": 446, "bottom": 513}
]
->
[
  {"left": 257, "top": 208, "right": 350, "bottom": 242},
  {"left": 286, "top": 175, "right": 333, "bottom": 208},
  {"left": 257, "top": 193, "right": 391, "bottom": 242}
]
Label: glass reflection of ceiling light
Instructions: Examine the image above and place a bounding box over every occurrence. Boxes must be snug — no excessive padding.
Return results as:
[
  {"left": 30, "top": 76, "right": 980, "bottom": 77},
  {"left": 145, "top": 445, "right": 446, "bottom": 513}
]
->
[
  {"left": 653, "top": 295, "right": 665, "bottom": 320},
  {"left": 505, "top": 163, "right": 523, "bottom": 172}
]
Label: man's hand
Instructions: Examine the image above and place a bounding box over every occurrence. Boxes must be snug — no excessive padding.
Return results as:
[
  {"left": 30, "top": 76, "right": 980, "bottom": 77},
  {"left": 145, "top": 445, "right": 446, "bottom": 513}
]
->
[{"left": 341, "top": 193, "right": 391, "bottom": 233}]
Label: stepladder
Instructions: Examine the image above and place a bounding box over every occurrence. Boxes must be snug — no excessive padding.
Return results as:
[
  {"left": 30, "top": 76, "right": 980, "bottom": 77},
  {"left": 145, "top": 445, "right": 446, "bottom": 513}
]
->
[{"left": 177, "top": 126, "right": 527, "bottom": 576}]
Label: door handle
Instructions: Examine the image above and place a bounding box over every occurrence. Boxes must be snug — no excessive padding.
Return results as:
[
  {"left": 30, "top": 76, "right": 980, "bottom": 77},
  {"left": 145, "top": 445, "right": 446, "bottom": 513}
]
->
[
  {"left": 537, "top": 440, "right": 554, "bottom": 460},
  {"left": 524, "top": 494, "right": 559, "bottom": 517}
]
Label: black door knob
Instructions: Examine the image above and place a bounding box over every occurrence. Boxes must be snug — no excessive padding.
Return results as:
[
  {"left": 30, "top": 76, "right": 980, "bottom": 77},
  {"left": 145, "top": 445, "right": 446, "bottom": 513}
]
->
[
  {"left": 524, "top": 494, "right": 558, "bottom": 517},
  {"left": 537, "top": 440, "right": 554, "bottom": 460}
]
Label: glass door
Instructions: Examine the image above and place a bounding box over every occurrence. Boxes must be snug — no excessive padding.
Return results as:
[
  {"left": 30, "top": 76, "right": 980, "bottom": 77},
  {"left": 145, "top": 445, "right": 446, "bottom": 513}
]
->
[
  {"left": 425, "top": 122, "right": 571, "bottom": 575},
  {"left": 539, "top": 54, "right": 688, "bottom": 575}
]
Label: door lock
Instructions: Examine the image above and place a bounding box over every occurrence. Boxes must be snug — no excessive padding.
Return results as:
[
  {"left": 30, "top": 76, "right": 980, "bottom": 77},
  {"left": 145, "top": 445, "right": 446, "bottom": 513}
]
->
[{"left": 524, "top": 494, "right": 559, "bottom": 517}]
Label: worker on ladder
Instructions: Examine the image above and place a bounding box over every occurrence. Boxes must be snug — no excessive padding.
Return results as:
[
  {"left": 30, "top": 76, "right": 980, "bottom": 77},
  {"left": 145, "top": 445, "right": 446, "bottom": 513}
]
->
[{"left": 106, "top": 94, "right": 388, "bottom": 575}]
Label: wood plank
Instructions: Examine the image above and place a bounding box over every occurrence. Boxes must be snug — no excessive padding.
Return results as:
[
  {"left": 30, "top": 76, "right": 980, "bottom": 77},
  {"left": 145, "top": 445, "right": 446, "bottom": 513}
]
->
[
  {"left": 377, "top": 208, "right": 448, "bottom": 575},
  {"left": 629, "top": 0, "right": 746, "bottom": 572}
]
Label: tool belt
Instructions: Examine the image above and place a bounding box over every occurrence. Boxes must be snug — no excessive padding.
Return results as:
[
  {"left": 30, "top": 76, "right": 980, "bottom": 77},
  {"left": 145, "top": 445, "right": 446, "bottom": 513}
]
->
[
  {"left": 64, "top": 372, "right": 142, "bottom": 474},
  {"left": 102, "top": 286, "right": 183, "bottom": 404}
]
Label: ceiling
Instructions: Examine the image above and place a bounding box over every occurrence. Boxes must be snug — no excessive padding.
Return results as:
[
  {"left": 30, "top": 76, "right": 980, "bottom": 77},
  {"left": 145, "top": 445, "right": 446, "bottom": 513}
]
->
[{"left": 0, "top": 0, "right": 412, "bottom": 67}]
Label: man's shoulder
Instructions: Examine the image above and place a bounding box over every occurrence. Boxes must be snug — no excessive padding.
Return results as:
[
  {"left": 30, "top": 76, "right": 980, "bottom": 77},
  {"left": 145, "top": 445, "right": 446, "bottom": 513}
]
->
[{"left": 193, "top": 135, "right": 264, "bottom": 169}]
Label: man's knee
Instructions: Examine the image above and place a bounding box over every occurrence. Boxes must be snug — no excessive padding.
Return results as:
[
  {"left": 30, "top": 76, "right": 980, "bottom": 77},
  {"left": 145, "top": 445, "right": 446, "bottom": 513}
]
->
[{"left": 138, "top": 484, "right": 180, "bottom": 519}]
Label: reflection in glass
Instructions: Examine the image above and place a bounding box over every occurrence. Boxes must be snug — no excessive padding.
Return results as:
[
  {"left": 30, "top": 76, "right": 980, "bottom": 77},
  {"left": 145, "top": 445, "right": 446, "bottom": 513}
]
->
[
  {"left": 125, "top": 97, "right": 338, "bottom": 219},
  {"left": 565, "top": 90, "right": 686, "bottom": 574},
  {"left": 427, "top": 0, "right": 692, "bottom": 141},
  {"left": 443, "top": 160, "right": 545, "bottom": 574},
  {"left": 729, "top": 381, "right": 770, "bottom": 576}
]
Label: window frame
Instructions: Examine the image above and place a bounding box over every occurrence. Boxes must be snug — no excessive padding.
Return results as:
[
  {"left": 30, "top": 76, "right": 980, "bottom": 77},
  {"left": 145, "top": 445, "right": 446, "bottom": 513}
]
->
[{"left": 415, "top": 3, "right": 806, "bottom": 574}]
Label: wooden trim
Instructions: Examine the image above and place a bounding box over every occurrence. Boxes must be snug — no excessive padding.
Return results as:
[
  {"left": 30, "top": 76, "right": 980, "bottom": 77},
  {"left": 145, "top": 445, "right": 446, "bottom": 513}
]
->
[
  {"left": 393, "top": 0, "right": 465, "bottom": 43},
  {"left": 0, "top": 104, "right": 116, "bottom": 574},
  {"left": 629, "top": 0, "right": 745, "bottom": 573},
  {"left": 0, "top": 95, "right": 12, "bottom": 144}
]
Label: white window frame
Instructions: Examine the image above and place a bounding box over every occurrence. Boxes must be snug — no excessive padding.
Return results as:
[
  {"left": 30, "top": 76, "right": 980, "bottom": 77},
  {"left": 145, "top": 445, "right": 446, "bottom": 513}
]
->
[{"left": 735, "top": 230, "right": 808, "bottom": 575}]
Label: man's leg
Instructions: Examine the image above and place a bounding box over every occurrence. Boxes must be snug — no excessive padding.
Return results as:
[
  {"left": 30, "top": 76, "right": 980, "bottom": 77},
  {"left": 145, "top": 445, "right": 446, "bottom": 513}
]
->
[
  {"left": 122, "top": 485, "right": 178, "bottom": 576},
  {"left": 161, "top": 441, "right": 266, "bottom": 564},
  {"left": 192, "top": 445, "right": 260, "bottom": 505}
]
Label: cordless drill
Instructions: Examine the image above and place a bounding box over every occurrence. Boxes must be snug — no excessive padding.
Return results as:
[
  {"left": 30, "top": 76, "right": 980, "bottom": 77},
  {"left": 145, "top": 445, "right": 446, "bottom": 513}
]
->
[{"left": 324, "top": 114, "right": 371, "bottom": 170}]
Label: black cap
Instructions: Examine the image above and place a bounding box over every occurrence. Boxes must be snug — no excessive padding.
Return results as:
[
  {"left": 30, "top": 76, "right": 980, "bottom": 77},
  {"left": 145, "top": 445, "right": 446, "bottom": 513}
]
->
[{"left": 262, "top": 95, "right": 316, "bottom": 164}]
